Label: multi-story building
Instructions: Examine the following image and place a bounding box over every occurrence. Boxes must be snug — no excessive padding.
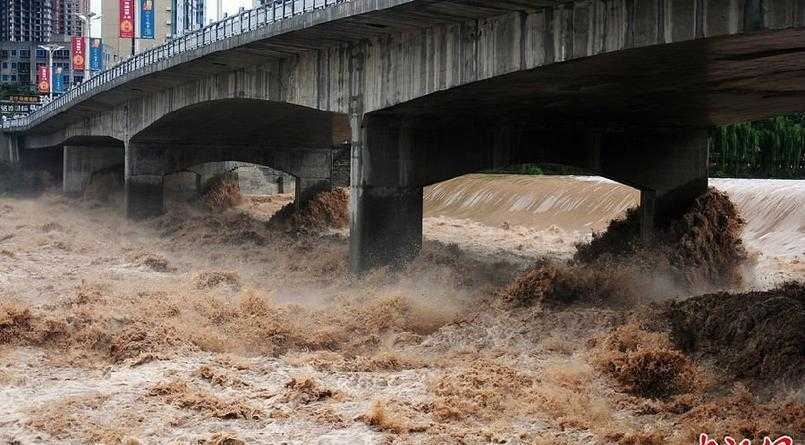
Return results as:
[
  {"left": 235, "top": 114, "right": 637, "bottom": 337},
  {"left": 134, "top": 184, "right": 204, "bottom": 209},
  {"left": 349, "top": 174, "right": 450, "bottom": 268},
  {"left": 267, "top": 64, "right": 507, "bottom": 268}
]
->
[
  {"left": 0, "top": 0, "right": 54, "bottom": 42},
  {"left": 51, "top": 0, "right": 85, "bottom": 42},
  {"left": 101, "top": 0, "right": 171, "bottom": 63},
  {"left": 1, "top": 41, "right": 72, "bottom": 90},
  {"left": 1, "top": 0, "right": 88, "bottom": 94},
  {"left": 171, "top": 0, "right": 204, "bottom": 38}
]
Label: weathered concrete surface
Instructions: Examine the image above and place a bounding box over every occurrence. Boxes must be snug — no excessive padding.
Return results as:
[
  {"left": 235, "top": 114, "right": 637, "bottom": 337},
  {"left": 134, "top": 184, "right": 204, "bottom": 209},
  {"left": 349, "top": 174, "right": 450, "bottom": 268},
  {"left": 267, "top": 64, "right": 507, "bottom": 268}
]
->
[
  {"left": 349, "top": 116, "right": 709, "bottom": 270},
  {"left": 124, "top": 143, "right": 333, "bottom": 179},
  {"left": 63, "top": 146, "right": 125, "bottom": 196},
  {"left": 164, "top": 171, "right": 201, "bottom": 201},
  {"left": 125, "top": 175, "right": 164, "bottom": 219},
  {"left": 238, "top": 165, "right": 296, "bottom": 195},
  {"left": 0, "top": 133, "right": 21, "bottom": 165},
  {"left": 350, "top": 120, "right": 422, "bottom": 271},
  {"left": 18, "top": 147, "right": 64, "bottom": 186},
  {"left": 125, "top": 142, "right": 334, "bottom": 218},
  {"left": 3, "top": 0, "right": 805, "bottom": 270}
]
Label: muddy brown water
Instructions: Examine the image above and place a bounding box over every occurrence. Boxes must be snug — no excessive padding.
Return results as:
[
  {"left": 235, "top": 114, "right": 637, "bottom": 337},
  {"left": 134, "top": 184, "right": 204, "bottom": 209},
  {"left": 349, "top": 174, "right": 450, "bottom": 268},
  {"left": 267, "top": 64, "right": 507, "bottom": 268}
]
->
[{"left": 0, "top": 175, "right": 802, "bottom": 444}]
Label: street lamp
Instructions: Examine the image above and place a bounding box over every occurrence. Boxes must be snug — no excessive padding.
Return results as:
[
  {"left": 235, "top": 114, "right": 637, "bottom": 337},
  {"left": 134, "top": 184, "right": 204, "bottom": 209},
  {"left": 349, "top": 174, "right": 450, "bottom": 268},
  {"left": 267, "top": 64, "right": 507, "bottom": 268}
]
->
[
  {"left": 74, "top": 12, "right": 102, "bottom": 82},
  {"left": 37, "top": 44, "right": 65, "bottom": 101}
]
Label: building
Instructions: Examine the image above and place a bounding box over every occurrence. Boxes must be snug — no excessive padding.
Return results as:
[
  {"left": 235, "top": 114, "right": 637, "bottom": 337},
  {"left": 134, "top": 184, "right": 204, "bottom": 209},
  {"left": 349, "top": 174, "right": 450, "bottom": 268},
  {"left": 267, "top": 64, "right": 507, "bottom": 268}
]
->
[
  {"left": 101, "top": 0, "right": 171, "bottom": 63},
  {"left": 0, "top": 0, "right": 54, "bottom": 42},
  {"left": 0, "top": 0, "right": 93, "bottom": 96},
  {"left": 1, "top": 0, "right": 88, "bottom": 43},
  {"left": 172, "top": 0, "right": 204, "bottom": 38},
  {"left": 51, "top": 0, "right": 85, "bottom": 42},
  {"left": 1, "top": 41, "right": 72, "bottom": 91}
]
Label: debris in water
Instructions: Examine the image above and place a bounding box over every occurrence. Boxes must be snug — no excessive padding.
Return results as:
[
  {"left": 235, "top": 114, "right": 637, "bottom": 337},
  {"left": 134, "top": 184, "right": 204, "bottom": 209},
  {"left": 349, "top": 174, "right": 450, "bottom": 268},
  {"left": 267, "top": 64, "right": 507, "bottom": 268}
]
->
[
  {"left": 199, "top": 432, "right": 247, "bottom": 445},
  {"left": 358, "top": 399, "right": 426, "bottom": 434},
  {"left": 194, "top": 364, "right": 247, "bottom": 388},
  {"left": 502, "top": 259, "right": 636, "bottom": 306},
  {"left": 590, "top": 323, "right": 705, "bottom": 399},
  {"left": 281, "top": 376, "right": 337, "bottom": 405},
  {"left": 269, "top": 187, "right": 349, "bottom": 231},
  {"left": 504, "top": 189, "right": 751, "bottom": 307}
]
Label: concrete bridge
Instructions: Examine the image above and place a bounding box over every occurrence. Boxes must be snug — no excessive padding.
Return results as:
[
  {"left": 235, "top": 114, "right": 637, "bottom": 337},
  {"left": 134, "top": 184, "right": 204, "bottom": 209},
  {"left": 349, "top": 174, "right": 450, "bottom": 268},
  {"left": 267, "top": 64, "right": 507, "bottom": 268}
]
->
[{"left": 2, "top": 0, "right": 805, "bottom": 272}]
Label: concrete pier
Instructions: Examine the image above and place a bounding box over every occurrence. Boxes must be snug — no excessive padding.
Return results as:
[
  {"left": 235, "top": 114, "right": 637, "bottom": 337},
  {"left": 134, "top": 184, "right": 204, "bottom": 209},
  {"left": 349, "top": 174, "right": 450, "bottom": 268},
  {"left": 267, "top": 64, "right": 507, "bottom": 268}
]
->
[
  {"left": 350, "top": 121, "right": 424, "bottom": 271},
  {"left": 125, "top": 175, "right": 164, "bottom": 219},
  {"left": 62, "top": 145, "right": 124, "bottom": 196},
  {"left": 598, "top": 128, "right": 710, "bottom": 231}
]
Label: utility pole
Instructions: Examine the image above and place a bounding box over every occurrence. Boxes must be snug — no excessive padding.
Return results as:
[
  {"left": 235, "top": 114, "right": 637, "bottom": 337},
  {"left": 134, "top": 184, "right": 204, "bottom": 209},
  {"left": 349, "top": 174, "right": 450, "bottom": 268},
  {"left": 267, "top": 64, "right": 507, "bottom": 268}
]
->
[
  {"left": 132, "top": 0, "right": 137, "bottom": 56},
  {"left": 75, "top": 12, "right": 102, "bottom": 81},
  {"left": 38, "top": 44, "right": 65, "bottom": 101}
]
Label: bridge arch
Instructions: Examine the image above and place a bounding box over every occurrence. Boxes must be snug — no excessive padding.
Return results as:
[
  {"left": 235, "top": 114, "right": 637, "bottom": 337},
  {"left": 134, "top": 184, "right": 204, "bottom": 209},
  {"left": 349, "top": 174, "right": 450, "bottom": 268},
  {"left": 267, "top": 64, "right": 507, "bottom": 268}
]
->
[
  {"left": 349, "top": 111, "right": 710, "bottom": 271},
  {"left": 125, "top": 99, "right": 350, "bottom": 219}
]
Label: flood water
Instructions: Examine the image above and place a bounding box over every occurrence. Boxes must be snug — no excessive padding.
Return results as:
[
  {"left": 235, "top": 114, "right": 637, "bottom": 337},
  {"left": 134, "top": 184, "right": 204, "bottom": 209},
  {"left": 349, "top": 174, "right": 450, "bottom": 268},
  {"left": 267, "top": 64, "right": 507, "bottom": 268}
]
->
[{"left": 0, "top": 175, "right": 802, "bottom": 444}]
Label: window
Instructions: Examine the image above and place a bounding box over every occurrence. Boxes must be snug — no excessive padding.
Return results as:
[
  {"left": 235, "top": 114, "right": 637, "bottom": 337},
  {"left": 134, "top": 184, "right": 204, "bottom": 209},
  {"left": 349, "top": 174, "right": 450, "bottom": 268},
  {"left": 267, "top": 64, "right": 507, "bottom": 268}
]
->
[
  {"left": 1, "top": 63, "right": 6, "bottom": 69},
  {"left": 19, "top": 50, "right": 29, "bottom": 58},
  {"left": 36, "top": 49, "right": 45, "bottom": 58},
  {"left": 10, "top": 50, "right": 16, "bottom": 56},
  {"left": 10, "top": 75, "right": 16, "bottom": 81},
  {"left": 11, "top": 63, "right": 16, "bottom": 69},
  {"left": 1, "top": 75, "right": 7, "bottom": 81}
]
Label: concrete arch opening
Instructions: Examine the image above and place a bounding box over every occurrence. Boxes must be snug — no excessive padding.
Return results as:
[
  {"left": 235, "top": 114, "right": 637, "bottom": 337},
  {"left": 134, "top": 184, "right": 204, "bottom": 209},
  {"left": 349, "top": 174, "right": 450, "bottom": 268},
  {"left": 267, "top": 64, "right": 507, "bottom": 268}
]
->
[
  {"left": 60, "top": 137, "right": 125, "bottom": 198},
  {"left": 350, "top": 113, "right": 709, "bottom": 272},
  {"left": 422, "top": 165, "right": 641, "bottom": 258},
  {"left": 163, "top": 161, "right": 297, "bottom": 206},
  {"left": 125, "top": 99, "right": 350, "bottom": 219}
]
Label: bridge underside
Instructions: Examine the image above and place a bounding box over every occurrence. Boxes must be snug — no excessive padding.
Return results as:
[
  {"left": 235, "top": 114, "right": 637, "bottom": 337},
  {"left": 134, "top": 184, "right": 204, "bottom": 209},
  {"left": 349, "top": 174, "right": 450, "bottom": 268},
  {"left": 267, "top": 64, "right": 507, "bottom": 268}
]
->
[
  {"left": 377, "top": 26, "right": 805, "bottom": 127},
  {"left": 7, "top": 2, "right": 805, "bottom": 272},
  {"left": 123, "top": 100, "right": 349, "bottom": 218},
  {"left": 349, "top": 28, "right": 805, "bottom": 271}
]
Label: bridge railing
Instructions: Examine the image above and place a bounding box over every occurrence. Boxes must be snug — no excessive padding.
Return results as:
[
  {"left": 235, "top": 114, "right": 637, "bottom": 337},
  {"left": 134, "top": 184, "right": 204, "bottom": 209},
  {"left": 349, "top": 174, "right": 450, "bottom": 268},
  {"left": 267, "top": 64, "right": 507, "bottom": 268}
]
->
[{"left": 1, "top": 0, "right": 348, "bottom": 131}]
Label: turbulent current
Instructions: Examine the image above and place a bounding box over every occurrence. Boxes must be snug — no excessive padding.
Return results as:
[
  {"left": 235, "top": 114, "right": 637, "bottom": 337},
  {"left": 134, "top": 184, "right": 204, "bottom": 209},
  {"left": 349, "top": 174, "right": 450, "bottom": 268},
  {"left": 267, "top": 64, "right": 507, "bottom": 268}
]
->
[
  {"left": 424, "top": 175, "right": 804, "bottom": 285},
  {"left": 0, "top": 174, "right": 802, "bottom": 444}
]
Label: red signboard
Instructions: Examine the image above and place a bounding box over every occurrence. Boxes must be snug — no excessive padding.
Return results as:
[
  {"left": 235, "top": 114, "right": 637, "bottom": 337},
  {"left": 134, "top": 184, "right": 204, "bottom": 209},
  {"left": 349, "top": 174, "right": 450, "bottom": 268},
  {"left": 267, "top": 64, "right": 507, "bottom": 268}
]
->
[
  {"left": 120, "top": 0, "right": 135, "bottom": 38},
  {"left": 71, "top": 36, "right": 86, "bottom": 70},
  {"left": 37, "top": 65, "right": 49, "bottom": 94}
]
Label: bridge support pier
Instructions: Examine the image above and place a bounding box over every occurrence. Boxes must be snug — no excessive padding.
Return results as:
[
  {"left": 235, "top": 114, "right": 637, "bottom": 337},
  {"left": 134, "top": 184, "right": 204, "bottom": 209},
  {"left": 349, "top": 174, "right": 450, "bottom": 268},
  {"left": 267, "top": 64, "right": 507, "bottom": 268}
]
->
[
  {"left": 63, "top": 145, "right": 123, "bottom": 197},
  {"left": 600, "top": 128, "right": 709, "bottom": 239},
  {"left": 350, "top": 120, "right": 423, "bottom": 273},
  {"left": 0, "top": 133, "right": 22, "bottom": 166},
  {"left": 125, "top": 175, "right": 164, "bottom": 219},
  {"left": 125, "top": 143, "right": 166, "bottom": 219}
]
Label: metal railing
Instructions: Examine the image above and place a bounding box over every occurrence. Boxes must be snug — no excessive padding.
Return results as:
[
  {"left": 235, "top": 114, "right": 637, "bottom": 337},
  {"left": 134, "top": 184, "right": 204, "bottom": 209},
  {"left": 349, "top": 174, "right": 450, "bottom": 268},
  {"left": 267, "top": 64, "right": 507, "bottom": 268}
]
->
[{"left": 1, "top": 0, "right": 348, "bottom": 131}]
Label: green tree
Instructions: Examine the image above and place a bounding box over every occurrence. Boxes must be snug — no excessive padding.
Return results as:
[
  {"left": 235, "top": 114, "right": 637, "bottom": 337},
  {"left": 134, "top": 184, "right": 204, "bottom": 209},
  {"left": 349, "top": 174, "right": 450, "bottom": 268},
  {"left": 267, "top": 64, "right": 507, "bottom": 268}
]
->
[{"left": 712, "top": 114, "right": 805, "bottom": 178}]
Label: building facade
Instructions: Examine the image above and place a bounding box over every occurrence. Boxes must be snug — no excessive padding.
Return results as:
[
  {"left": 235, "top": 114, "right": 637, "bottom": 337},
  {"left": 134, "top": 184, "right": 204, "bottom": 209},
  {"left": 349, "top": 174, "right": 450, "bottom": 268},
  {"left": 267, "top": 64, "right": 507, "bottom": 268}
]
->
[
  {"left": 0, "top": 0, "right": 90, "bottom": 96},
  {"left": 51, "top": 0, "right": 85, "bottom": 41},
  {"left": 0, "top": 0, "right": 54, "bottom": 42},
  {"left": 101, "top": 0, "right": 171, "bottom": 63},
  {"left": 171, "top": 0, "right": 204, "bottom": 37},
  {"left": 1, "top": 41, "right": 72, "bottom": 90}
]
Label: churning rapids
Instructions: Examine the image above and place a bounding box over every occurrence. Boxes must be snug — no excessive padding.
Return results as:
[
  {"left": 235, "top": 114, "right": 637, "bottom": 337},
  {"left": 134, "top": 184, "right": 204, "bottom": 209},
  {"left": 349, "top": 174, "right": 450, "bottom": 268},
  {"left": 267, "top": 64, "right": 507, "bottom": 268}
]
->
[{"left": 0, "top": 175, "right": 802, "bottom": 444}]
